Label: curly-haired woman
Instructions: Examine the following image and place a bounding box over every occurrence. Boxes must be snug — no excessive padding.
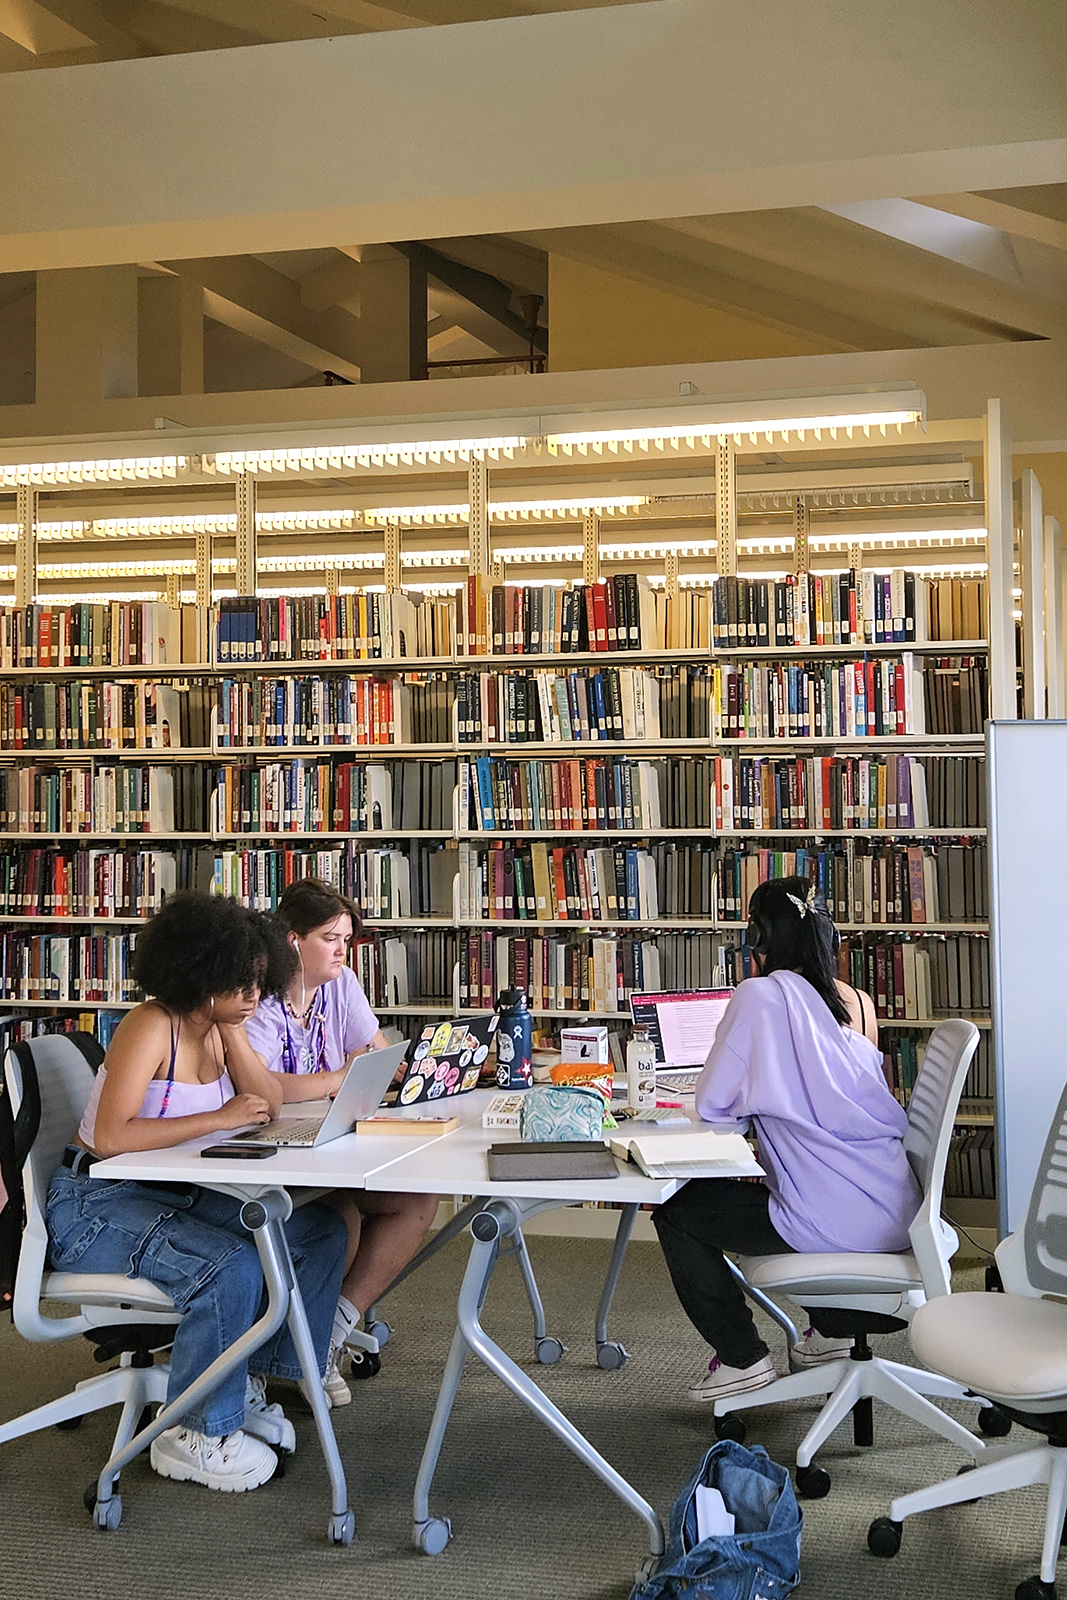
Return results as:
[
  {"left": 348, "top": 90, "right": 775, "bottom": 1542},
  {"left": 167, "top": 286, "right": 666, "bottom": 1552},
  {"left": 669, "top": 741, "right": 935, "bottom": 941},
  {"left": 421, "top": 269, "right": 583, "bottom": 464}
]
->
[{"left": 45, "top": 892, "right": 347, "bottom": 1493}]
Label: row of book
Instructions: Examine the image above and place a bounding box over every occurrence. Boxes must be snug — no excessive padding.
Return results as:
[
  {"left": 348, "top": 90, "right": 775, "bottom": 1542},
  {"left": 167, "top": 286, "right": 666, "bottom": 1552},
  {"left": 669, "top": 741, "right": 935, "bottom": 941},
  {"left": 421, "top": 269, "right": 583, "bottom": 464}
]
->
[
  {"left": 215, "top": 674, "right": 453, "bottom": 748},
  {"left": 211, "top": 842, "right": 456, "bottom": 921},
  {"left": 0, "top": 847, "right": 207, "bottom": 918},
  {"left": 845, "top": 931, "right": 989, "bottom": 1017},
  {"left": 0, "top": 933, "right": 135, "bottom": 1003},
  {"left": 923, "top": 658, "right": 987, "bottom": 735},
  {"left": 0, "top": 765, "right": 198, "bottom": 835},
  {"left": 0, "top": 681, "right": 213, "bottom": 751},
  {"left": 212, "top": 760, "right": 455, "bottom": 835},
  {"left": 456, "top": 666, "right": 661, "bottom": 745},
  {"left": 351, "top": 929, "right": 454, "bottom": 1010},
  {"left": 461, "top": 753, "right": 940, "bottom": 833},
  {"left": 216, "top": 592, "right": 457, "bottom": 664},
  {"left": 946, "top": 1128, "right": 996, "bottom": 1199},
  {"left": 459, "top": 572, "right": 986, "bottom": 656},
  {"left": 0, "top": 601, "right": 200, "bottom": 668},
  {"left": 457, "top": 930, "right": 756, "bottom": 1012},
  {"left": 881, "top": 1031, "right": 992, "bottom": 1110}
]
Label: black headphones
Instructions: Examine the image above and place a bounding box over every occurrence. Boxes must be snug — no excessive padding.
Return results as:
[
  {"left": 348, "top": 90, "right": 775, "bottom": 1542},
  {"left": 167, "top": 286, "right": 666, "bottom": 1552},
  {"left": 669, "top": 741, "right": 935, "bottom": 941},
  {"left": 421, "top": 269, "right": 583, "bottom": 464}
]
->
[{"left": 744, "top": 893, "right": 840, "bottom": 956}]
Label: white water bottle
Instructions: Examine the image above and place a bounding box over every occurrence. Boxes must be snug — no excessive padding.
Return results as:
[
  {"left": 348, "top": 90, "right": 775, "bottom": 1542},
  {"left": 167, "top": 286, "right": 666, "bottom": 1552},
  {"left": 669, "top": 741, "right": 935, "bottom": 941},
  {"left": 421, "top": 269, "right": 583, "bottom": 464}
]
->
[{"left": 626, "top": 1025, "right": 657, "bottom": 1111}]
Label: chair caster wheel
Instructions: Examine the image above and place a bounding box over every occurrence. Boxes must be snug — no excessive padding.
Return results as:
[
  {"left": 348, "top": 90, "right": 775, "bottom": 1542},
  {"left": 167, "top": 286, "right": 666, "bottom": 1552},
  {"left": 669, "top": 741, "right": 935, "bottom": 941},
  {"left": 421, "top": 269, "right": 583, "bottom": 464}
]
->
[
  {"left": 796, "top": 1464, "right": 831, "bottom": 1499},
  {"left": 327, "top": 1509, "right": 356, "bottom": 1546},
  {"left": 956, "top": 1461, "right": 980, "bottom": 1505},
  {"left": 365, "top": 1319, "right": 391, "bottom": 1348},
  {"left": 867, "top": 1517, "right": 902, "bottom": 1558},
  {"left": 596, "top": 1341, "right": 629, "bottom": 1371},
  {"left": 414, "top": 1516, "right": 452, "bottom": 1554},
  {"left": 714, "top": 1414, "right": 747, "bottom": 1444},
  {"left": 635, "top": 1556, "right": 659, "bottom": 1584},
  {"left": 56, "top": 1414, "right": 83, "bottom": 1431},
  {"left": 535, "top": 1337, "right": 565, "bottom": 1366},
  {"left": 93, "top": 1495, "right": 122, "bottom": 1532},
  {"left": 83, "top": 1482, "right": 98, "bottom": 1513},
  {"left": 979, "top": 1405, "right": 1012, "bottom": 1437},
  {"left": 1015, "top": 1578, "right": 1057, "bottom": 1600},
  {"left": 348, "top": 1348, "right": 381, "bottom": 1380}
]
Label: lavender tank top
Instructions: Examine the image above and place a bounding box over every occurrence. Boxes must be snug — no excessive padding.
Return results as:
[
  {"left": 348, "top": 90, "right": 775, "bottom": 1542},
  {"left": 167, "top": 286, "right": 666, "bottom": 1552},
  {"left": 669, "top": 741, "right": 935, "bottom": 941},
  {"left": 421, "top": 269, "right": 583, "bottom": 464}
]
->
[{"left": 78, "top": 1010, "right": 234, "bottom": 1151}]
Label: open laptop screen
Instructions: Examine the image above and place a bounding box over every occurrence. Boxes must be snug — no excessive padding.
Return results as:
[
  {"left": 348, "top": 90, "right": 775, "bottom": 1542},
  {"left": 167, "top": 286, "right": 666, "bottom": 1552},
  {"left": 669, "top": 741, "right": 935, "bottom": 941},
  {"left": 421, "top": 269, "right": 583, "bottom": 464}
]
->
[{"left": 629, "top": 989, "right": 734, "bottom": 1069}]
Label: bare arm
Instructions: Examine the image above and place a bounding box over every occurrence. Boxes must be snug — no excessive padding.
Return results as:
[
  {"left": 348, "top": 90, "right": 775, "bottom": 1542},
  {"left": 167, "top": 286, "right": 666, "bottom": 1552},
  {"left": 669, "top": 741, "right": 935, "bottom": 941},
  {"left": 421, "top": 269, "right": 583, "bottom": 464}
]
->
[
  {"left": 215, "top": 1022, "right": 283, "bottom": 1117},
  {"left": 90, "top": 1008, "right": 270, "bottom": 1157}
]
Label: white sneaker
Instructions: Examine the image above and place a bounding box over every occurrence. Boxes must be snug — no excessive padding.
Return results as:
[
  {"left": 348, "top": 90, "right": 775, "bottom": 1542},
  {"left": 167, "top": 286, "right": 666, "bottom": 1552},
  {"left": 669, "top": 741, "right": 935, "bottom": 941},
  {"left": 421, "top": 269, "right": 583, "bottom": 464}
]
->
[
  {"left": 687, "top": 1353, "right": 778, "bottom": 1402},
  {"left": 243, "top": 1373, "right": 296, "bottom": 1454},
  {"left": 323, "top": 1343, "right": 352, "bottom": 1408},
  {"left": 149, "top": 1426, "right": 277, "bottom": 1492},
  {"left": 790, "top": 1327, "right": 854, "bottom": 1368}
]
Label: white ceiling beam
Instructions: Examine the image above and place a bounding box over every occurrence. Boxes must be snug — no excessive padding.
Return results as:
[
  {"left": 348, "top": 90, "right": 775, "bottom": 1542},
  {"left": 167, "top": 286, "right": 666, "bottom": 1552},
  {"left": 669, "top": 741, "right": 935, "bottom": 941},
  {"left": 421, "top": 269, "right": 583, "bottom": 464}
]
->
[
  {"left": 158, "top": 255, "right": 362, "bottom": 379},
  {"left": 11, "top": 0, "right": 151, "bottom": 55},
  {"left": 0, "top": 0, "right": 1065, "bottom": 268},
  {"left": 299, "top": 251, "right": 362, "bottom": 312},
  {"left": 915, "top": 192, "right": 1067, "bottom": 255}
]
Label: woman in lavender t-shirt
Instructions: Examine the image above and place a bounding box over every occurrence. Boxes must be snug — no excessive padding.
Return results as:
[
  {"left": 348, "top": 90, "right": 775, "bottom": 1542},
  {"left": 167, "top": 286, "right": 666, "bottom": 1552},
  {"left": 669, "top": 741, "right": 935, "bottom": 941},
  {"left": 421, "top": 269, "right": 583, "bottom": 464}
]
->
[
  {"left": 653, "top": 876, "right": 921, "bottom": 1405},
  {"left": 245, "top": 877, "right": 438, "bottom": 1408}
]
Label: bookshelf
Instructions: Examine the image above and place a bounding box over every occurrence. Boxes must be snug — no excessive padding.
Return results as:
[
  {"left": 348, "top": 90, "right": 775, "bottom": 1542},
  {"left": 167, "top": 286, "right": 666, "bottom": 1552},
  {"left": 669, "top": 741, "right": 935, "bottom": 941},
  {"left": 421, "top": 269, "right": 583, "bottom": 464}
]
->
[{"left": 1, "top": 390, "right": 1038, "bottom": 1241}]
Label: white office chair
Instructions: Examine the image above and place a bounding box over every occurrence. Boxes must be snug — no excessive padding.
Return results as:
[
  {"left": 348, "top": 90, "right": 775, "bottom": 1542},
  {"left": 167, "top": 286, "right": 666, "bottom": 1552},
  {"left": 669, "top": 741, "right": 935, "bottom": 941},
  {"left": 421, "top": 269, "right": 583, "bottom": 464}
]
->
[
  {"left": 868, "top": 1075, "right": 1067, "bottom": 1600},
  {"left": 713, "top": 1018, "right": 999, "bottom": 1495},
  {"left": 0, "top": 1034, "right": 180, "bottom": 1493}
]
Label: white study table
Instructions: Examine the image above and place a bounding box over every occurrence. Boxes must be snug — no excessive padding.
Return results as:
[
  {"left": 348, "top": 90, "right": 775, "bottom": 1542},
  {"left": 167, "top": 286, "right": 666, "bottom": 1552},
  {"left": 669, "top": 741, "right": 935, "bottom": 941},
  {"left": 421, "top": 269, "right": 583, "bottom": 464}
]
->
[{"left": 92, "top": 1091, "right": 761, "bottom": 1565}]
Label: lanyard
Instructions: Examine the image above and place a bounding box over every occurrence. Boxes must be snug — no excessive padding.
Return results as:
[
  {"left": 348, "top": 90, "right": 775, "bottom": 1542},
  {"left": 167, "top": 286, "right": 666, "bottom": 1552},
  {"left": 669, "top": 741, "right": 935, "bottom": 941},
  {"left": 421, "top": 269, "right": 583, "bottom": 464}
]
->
[{"left": 281, "top": 988, "right": 331, "bottom": 1075}]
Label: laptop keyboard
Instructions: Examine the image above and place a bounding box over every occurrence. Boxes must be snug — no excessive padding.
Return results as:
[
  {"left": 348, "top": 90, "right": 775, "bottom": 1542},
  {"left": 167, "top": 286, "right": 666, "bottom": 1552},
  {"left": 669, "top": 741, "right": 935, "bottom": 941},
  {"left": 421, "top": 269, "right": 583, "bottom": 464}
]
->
[
  {"left": 238, "top": 1119, "right": 323, "bottom": 1145},
  {"left": 656, "top": 1071, "right": 701, "bottom": 1095}
]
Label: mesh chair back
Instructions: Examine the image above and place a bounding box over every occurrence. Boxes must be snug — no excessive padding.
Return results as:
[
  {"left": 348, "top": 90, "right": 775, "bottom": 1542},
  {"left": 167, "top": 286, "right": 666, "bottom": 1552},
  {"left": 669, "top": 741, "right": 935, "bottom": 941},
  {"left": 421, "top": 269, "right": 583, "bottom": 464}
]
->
[
  {"left": 1023, "top": 1076, "right": 1067, "bottom": 1297},
  {"left": 903, "top": 1018, "right": 979, "bottom": 1298},
  {"left": 5, "top": 1034, "right": 99, "bottom": 1255}
]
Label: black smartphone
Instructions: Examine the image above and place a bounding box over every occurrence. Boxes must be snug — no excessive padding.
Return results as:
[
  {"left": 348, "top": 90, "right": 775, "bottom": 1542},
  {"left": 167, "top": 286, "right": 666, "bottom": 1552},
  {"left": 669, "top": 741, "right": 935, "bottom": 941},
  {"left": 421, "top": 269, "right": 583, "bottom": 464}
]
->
[{"left": 200, "top": 1141, "right": 277, "bottom": 1159}]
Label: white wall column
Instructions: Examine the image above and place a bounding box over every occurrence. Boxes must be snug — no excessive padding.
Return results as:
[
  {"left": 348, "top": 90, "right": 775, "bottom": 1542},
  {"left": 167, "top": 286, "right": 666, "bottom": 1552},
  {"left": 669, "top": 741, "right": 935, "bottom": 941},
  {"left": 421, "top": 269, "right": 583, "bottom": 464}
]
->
[
  {"left": 36, "top": 266, "right": 138, "bottom": 404},
  {"left": 1020, "top": 469, "right": 1046, "bottom": 718},
  {"left": 985, "top": 398, "right": 1017, "bottom": 719},
  {"left": 1046, "top": 515, "right": 1065, "bottom": 718},
  {"left": 359, "top": 245, "right": 427, "bottom": 384},
  {"left": 138, "top": 275, "right": 204, "bottom": 396}
]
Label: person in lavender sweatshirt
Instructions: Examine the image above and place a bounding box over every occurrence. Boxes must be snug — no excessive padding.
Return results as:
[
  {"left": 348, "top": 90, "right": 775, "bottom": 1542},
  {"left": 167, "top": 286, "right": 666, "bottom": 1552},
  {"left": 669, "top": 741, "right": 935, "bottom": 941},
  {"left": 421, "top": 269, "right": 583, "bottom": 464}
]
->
[{"left": 653, "top": 875, "right": 921, "bottom": 1402}]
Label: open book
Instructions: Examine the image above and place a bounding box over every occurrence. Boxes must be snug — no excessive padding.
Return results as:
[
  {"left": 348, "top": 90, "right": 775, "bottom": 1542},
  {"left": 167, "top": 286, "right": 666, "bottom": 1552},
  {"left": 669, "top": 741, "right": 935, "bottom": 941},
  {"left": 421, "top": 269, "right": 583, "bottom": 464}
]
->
[{"left": 609, "top": 1129, "right": 763, "bottom": 1179}]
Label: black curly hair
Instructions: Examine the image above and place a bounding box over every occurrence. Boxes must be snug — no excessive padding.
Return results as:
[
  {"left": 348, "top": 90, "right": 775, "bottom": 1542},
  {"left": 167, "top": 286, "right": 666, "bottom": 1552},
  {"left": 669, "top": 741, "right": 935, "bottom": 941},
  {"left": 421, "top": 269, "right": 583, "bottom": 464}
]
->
[{"left": 132, "top": 892, "right": 298, "bottom": 1014}]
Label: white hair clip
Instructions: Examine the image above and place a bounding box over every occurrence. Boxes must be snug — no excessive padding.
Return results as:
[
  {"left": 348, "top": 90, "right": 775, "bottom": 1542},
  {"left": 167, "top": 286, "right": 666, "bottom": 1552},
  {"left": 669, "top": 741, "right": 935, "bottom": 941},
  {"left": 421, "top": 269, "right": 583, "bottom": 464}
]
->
[{"left": 786, "top": 885, "right": 818, "bottom": 918}]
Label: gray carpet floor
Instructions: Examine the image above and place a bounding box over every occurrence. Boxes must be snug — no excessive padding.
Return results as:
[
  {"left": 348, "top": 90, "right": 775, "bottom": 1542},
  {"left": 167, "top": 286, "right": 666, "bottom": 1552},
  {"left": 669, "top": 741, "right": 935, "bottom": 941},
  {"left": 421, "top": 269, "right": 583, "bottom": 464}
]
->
[{"left": 0, "top": 1234, "right": 1050, "bottom": 1600}]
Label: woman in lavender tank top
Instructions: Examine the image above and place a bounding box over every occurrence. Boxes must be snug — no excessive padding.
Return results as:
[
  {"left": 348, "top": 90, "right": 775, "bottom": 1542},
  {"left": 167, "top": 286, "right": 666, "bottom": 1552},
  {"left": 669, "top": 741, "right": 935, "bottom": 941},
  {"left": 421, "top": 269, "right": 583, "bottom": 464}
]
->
[
  {"left": 653, "top": 876, "right": 920, "bottom": 1405},
  {"left": 45, "top": 893, "right": 347, "bottom": 1493}
]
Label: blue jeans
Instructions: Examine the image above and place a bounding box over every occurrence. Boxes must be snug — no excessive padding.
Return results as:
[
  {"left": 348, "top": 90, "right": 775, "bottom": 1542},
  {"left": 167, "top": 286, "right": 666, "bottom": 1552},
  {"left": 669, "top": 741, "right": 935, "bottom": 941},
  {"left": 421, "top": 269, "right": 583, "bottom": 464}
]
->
[{"left": 46, "top": 1168, "right": 347, "bottom": 1437}]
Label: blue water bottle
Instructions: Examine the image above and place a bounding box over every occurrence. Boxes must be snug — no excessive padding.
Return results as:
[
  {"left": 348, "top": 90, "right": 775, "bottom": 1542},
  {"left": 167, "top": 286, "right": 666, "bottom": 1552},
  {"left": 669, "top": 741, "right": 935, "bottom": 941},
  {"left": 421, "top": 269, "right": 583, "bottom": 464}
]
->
[{"left": 495, "top": 987, "right": 533, "bottom": 1089}]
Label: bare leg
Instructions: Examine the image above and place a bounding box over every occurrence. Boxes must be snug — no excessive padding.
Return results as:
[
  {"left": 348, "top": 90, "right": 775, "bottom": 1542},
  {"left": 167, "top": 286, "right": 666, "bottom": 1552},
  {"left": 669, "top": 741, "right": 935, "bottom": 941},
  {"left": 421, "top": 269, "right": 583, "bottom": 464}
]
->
[
  {"left": 342, "top": 1190, "right": 439, "bottom": 1313},
  {"left": 322, "top": 1191, "right": 363, "bottom": 1275}
]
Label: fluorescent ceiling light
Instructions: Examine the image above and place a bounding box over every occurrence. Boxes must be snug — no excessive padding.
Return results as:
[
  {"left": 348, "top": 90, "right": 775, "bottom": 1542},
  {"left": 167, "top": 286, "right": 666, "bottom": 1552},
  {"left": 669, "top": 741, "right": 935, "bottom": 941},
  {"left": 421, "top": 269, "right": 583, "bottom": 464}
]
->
[
  {"left": 544, "top": 391, "right": 925, "bottom": 452},
  {"left": 0, "top": 456, "right": 188, "bottom": 488},
  {"left": 206, "top": 437, "right": 526, "bottom": 477}
]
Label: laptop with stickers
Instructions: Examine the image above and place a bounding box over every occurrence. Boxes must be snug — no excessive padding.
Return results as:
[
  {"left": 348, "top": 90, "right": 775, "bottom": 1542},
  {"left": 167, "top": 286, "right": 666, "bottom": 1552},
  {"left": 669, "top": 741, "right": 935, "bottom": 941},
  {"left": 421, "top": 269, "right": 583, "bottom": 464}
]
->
[{"left": 395, "top": 1014, "right": 499, "bottom": 1107}]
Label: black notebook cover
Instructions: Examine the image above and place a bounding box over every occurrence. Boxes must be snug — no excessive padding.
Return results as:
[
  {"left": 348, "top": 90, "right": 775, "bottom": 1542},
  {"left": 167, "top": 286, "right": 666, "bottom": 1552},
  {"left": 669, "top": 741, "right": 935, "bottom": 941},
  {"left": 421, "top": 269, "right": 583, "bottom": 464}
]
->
[{"left": 486, "top": 1140, "right": 619, "bottom": 1182}]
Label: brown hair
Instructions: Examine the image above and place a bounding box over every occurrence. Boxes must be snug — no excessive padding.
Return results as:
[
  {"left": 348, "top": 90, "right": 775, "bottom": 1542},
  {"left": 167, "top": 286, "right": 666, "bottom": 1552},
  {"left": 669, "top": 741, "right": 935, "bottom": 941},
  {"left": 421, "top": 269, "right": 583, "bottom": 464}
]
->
[{"left": 276, "top": 876, "right": 362, "bottom": 938}]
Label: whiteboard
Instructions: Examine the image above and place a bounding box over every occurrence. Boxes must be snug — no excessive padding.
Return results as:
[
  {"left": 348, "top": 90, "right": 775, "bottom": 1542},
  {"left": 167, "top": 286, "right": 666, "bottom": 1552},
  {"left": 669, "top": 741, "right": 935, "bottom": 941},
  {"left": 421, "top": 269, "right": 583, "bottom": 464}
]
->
[{"left": 988, "top": 721, "right": 1067, "bottom": 1233}]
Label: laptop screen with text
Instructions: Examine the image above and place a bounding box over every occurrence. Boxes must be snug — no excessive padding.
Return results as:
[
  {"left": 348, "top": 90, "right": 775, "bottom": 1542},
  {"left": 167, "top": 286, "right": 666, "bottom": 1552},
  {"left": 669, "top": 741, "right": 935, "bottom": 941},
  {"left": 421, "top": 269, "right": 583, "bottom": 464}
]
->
[{"left": 629, "top": 989, "right": 734, "bottom": 1070}]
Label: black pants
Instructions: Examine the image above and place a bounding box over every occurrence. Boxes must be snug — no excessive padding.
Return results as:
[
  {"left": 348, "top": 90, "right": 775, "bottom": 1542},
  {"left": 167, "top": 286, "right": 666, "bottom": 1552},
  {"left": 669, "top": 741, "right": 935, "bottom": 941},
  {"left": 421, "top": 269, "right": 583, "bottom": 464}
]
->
[{"left": 652, "top": 1180, "right": 794, "bottom": 1369}]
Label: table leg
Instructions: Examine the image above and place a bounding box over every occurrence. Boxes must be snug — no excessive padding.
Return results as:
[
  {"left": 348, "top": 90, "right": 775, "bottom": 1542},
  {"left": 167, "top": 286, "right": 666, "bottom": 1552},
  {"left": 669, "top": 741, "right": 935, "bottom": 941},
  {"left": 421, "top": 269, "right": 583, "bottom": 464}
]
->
[
  {"left": 593, "top": 1203, "right": 637, "bottom": 1370},
  {"left": 412, "top": 1201, "right": 665, "bottom": 1561},
  {"left": 89, "top": 1188, "right": 354, "bottom": 1546}
]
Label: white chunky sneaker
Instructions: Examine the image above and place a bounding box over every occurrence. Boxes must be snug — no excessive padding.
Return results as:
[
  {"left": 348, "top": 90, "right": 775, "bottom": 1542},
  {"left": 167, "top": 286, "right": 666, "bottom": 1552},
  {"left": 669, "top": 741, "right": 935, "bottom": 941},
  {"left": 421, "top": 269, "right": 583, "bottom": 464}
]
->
[
  {"left": 149, "top": 1426, "right": 277, "bottom": 1491},
  {"left": 790, "top": 1327, "right": 854, "bottom": 1368},
  {"left": 243, "top": 1373, "right": 296, "bottom": 1454},
  {"left": 687, "top": 1353, "right": 778, "bottom": 1403},
  {"left": 323, "top": 1342, "right": 353, "bottom": 1408}
]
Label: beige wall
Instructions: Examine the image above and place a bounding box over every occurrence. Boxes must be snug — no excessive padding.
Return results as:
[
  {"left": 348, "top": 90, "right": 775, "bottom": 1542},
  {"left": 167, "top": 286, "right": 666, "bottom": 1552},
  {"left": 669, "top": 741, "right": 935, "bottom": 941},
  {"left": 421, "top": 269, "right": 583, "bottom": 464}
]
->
[{"left": 548, "top": 255, "right": 835, "bottom": 371}]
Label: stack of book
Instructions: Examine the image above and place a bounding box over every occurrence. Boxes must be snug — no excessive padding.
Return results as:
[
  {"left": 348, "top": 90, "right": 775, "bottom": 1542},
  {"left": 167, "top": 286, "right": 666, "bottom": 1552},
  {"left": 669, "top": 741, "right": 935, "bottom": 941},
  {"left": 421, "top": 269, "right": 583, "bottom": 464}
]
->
[
  {"left": 0, "top": 680, "right": 212, "bottom": 750},
  {"left": 216, "top": 591, "right": 458, "bottom": 663},
  {"left": 0, "top": 601, "right": 201, "bottom": 668}
]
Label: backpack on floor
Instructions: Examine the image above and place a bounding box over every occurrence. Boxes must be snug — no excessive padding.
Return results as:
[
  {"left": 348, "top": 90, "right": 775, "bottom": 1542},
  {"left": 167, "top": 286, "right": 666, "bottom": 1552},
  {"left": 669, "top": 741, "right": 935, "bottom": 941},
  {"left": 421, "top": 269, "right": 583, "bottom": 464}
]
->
[
  {"left": 0, "top": 1028, "right": 103, "bottom": 1312},
  {"left": 631, "top": 1440, "right": 802, "bottom": 1600}
]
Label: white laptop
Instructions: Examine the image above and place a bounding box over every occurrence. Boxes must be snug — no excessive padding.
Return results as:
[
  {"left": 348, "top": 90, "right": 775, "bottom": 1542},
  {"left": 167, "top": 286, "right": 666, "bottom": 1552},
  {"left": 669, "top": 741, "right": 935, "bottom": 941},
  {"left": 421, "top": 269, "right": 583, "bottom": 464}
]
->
[
  {"left": 235, "top": 1041, "right": 410, "bottom": 1147},
  {"left": 628, "top": 990, "right": 733, "bottom": 1091}
]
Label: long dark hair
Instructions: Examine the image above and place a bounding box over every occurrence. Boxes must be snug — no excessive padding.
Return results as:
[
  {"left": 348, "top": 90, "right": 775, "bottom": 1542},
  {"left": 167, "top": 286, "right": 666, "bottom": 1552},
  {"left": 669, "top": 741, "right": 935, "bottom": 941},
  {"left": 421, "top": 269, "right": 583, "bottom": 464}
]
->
[{"left": 746, "top": 876, "right": 849, "bottom": 1025}]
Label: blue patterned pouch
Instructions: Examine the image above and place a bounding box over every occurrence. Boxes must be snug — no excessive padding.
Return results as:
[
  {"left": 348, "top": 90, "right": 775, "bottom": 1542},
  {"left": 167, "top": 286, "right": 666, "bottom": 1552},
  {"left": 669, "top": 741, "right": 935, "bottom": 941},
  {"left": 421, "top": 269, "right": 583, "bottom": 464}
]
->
[{"left": 519, "top": 1084, "right": 605, "bottom": 1142}]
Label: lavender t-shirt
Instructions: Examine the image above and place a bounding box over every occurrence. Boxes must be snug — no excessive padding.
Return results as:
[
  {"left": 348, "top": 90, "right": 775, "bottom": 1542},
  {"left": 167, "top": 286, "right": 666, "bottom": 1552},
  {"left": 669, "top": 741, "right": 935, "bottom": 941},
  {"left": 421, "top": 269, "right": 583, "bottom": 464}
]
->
[
  {"left": 695, "top": 970, "right": 920, "bottom": 1254},
  {"left": 245, "top": 966, "right": 379, "bottom": 1076}
]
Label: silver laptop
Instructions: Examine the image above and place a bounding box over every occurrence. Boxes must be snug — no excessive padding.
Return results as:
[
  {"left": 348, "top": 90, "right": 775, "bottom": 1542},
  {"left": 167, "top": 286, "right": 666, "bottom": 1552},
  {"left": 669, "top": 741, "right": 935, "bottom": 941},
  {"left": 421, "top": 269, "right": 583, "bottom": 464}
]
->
[
  {"left": 236, "top": 1041, "right": 409, "bottom": 1147},
  {"left": 628, "top": 989, "right": 734, "bottom": 1092}
]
